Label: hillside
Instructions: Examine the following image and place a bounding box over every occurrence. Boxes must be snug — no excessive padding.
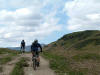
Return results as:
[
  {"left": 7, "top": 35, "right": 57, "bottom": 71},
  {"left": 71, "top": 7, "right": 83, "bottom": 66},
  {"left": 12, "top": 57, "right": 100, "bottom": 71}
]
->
[
  {"left": 43, "top": 30, "right": 100, "bottom": 75},
  {"left": 45, "top": 30, "right": 100, "bottom": 51}
]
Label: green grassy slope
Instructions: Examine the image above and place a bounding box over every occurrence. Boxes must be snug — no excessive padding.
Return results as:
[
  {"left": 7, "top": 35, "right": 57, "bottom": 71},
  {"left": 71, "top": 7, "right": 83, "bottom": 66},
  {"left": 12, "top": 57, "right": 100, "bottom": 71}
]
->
[
  {"left": 43, "top": 30, "right": 100, "bottom": 75},
  {"left": 47, "top": 30, "right": 100, "bottom": 50}
]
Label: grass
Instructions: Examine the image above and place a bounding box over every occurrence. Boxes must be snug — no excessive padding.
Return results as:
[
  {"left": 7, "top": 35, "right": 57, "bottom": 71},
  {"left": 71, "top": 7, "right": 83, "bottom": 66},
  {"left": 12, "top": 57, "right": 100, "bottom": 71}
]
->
[
  {"left": 0, "top": 48, "right": 20, "bottom": 55},
  {"left": 0, "top": 66, "right": 2, "bottom": 72},
  {"left": 0, "top": 48, "right": 20, "bottom": 64},
  {"left": 10, "top": 57, "right": 28, "bottom": 75},
  {"left": 58, "top": 30, "right": 99, "bottom": 46},
  {"left": 0, "top": 53, "right": 20, "bottom": 64},
  {"left": 42, "top": 51, "right": 85, "bottom": 75},
  {"left": 72, "top": 53, "right": 100, "bottom": 61},
  {"left": 42, "top": 30, "right": 100, "bottom": 75},
  {"left": 42, "top": 51, "right": 100, "bottom": 75},
  {"left": 0, "top": 56, "right": 12, "bottom": 64},
  {"left": 74, "top": 38, "right": 100, "bottom": 50}
]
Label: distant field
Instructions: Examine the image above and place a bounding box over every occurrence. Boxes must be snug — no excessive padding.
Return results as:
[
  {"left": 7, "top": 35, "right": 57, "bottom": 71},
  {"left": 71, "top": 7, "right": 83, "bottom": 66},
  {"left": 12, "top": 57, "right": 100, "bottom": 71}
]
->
[{"left": 0, "top": 48, "right": 20, "bottom": 55}]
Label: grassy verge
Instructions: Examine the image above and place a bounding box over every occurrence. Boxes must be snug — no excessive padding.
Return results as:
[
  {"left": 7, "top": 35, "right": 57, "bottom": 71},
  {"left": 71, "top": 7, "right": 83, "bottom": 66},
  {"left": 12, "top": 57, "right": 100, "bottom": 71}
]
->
[
  {"left": 42, "top": 51, "right": 85, "bottom": 75},
  {"left": 42, "top": 51, "right": 100, "bottom": 75},
  {"left": 0, "top": 48, "right": 20, "bottom": 64},
  {"left": 0, "top": 48, "right": 20, "bottom": 54},
  {"left": 10, "top": 57, "right": 28, "bottom": 75},
  {"left": 0, "top": 56, "right": 12, "bottom": 64},
  {"left": 72, "top": 53, "right": 100, "bottom": 61},
  {"left": 0, "top": 53, "right": 20, "bottom": 64},
  {"left": 0, "top": 66, "right": 2, "bottom": 72}
]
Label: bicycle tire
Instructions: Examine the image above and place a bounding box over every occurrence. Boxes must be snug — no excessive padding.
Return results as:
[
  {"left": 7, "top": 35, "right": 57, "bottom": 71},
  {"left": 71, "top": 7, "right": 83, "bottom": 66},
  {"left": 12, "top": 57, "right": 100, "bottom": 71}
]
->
[{"left": 33, "top": 58, "right": 37, "bottom": 70}]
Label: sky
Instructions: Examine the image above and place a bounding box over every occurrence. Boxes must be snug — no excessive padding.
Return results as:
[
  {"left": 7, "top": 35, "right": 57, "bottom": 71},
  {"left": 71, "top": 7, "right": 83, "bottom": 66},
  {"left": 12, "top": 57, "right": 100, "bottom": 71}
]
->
[{"left": 0, "top": 0, "right": 100, "bottom": 47}]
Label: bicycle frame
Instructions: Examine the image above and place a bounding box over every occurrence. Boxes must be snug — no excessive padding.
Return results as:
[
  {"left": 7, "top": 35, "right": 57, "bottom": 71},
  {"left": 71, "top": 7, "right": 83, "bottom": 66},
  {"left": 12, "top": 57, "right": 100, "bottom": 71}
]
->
[{"left": 32, "top": 51, "right": 38, "bottom": 70}]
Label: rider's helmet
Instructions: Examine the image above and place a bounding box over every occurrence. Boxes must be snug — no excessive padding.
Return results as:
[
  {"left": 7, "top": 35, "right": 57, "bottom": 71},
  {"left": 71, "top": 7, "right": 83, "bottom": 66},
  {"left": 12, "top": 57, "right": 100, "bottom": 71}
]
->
[
  {"left": 34, "top": 39, "right": 38, "bottom": 43},
  {"left": 22, "top": 40, "right": 24, "bottom": 42},
  {"left": 32, "top": 39, "right": 38, "bottom": 45}
]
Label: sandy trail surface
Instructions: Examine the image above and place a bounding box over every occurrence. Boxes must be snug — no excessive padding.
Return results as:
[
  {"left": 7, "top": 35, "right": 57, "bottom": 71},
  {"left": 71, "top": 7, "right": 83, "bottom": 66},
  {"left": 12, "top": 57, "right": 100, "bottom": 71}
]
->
[
  {"left": 24, "top": 54, "right": 55, "bottom": 75},
  {"left": 0, "top": 55, "right": 22, "bottom": 75}
]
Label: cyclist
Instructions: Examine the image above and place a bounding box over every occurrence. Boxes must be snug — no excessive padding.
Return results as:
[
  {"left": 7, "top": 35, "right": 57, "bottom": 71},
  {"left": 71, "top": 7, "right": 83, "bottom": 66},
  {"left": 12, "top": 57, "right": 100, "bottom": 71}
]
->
[
  {"left": 31, "top": 39, "right": 42, "bottom": 66},
  {"left": 21, "top": 40, "right": 25, "bottom": 53}
]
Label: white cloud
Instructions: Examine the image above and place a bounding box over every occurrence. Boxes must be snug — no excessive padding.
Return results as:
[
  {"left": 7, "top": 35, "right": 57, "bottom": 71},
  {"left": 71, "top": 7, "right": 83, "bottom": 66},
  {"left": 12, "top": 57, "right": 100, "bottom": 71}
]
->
[
  {"left": 87, "top": 14, "right": 100, "bottom": 20},
  {"left": 64, "top": 0, "right": 100, "bottom": 31},
  {"left": 4, "top": 33, "right": 12, "bottom": 38},
  {"left": 0, "top": 0, "right": 63, "bottom": 47}
]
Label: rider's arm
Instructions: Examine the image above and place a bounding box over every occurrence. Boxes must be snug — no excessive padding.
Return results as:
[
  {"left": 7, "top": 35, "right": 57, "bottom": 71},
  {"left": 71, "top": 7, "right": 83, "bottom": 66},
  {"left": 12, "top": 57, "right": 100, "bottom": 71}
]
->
[
  {"left": 39, "top": 44, "right": 42, "bottom": 52},
  {"left": 24, "top": 42, "right": 25, "bottom": 46}
]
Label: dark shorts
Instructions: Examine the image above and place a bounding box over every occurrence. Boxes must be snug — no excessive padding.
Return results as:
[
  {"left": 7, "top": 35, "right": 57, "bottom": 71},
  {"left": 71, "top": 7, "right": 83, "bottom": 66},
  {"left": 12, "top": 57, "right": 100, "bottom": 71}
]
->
[
  {"left": 32, "top": 50, "right": 39, "bottom": 57},
  {"left": 21, "top": 45, "right": 25, "bottom": 49}
]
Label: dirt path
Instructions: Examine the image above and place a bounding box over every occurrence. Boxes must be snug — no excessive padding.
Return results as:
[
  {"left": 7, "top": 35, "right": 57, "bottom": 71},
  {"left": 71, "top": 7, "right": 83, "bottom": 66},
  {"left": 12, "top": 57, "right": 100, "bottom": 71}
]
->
[
  {"left": 0, "top": 53, "right": 55, "bottom": 75},
  {"left": 0, "top": 54, "right": 22, "bottom": 75},
  {"left": 24, "top": 54, "right": 55, "bottom": 75}
]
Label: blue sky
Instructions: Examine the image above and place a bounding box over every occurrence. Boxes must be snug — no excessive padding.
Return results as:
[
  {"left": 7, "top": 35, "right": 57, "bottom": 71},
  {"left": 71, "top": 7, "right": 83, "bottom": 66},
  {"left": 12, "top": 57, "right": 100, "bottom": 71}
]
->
[{"left": 0, "top": 0, "right": 100, "bottom": 47}]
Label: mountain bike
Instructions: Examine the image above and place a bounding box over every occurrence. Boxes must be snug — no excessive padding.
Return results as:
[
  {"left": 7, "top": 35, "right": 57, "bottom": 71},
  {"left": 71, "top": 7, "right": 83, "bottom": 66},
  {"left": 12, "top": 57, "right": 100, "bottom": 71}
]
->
[{"left": 32, "top": 51, "right": 40, "bottom": 70}]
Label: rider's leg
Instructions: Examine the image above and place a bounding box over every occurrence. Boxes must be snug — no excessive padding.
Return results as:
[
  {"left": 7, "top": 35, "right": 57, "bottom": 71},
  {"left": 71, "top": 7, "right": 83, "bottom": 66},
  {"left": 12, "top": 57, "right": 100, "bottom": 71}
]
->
[
  {"left": 36, "top": 51, "right": 40, "bottom": 62},
  {"left": 23, "top": 46, "right": 25, "bottom": 53},
  {"left": 38, "top": 57, "right": 40, "bottom": 62},
  {"left": 21, "top": 46, "right": 23, "bottom": 54},
  {"left": 37, "top": 56, "right": 40, "bottom": 67},
  {"left": 20, "top": 46, "right": 22, "bottom": 52},
  {"left": 32, "top": 51, "right": 34, "bottom": 56},
  {"left": 32, "top": 51, "right": 34, "bottom": 61},
  {"left": 22, "top": 47, "right": 24, "bottom": 53},
  {"left": 22, "top": 46, "right": 24, "bottom": 53},
  {"left": 36, "top": 52, "right": 40, "bottom": 67}
]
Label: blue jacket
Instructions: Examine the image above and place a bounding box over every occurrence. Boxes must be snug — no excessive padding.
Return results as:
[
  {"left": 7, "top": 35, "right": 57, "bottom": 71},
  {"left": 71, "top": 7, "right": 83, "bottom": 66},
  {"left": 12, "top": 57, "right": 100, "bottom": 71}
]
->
[{"left": 31, "top": 43, "right": 42, "bottom": 51}]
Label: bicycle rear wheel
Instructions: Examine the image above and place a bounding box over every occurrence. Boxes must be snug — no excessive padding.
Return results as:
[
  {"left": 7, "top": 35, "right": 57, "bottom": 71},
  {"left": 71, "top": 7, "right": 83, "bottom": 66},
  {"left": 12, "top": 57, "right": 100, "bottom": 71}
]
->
[{"left": 37, "top": 62, "right": 40, "bottom": 67}]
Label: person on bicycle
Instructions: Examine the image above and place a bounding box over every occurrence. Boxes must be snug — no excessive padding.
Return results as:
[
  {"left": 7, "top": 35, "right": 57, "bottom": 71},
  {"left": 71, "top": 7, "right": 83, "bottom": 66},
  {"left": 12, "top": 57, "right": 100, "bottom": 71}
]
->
[
  {"left": 21, "top": 40, "right": 25, "bottom": 53},
  {"left": 31, "top": 39, "right": 42, "bottom": 66}
]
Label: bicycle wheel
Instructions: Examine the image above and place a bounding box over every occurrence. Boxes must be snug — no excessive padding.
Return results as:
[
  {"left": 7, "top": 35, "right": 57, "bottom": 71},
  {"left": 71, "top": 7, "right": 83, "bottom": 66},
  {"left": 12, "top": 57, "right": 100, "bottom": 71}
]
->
[{"left": 33, "top": 58, "right": 37, "bottom": 70}]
